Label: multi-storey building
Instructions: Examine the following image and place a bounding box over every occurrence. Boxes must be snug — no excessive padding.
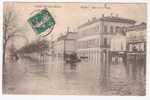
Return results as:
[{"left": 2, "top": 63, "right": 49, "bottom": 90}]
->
[
  {"left": 125, "top": 22, "right": 146, "bottom": 79},
  {"left": 126, "top": 22, "right": 146, "bottom": 53},
  {"left": 53, "top": 31, "right": 77, "bottom": 61},
  {"left": 77, "top": 14, "right": 136, "bottom": 64}
]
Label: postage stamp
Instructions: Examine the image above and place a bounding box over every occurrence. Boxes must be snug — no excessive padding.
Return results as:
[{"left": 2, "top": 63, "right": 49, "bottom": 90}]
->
[{"left": 28, "top": 9, "right": 55, "bottom": 37}]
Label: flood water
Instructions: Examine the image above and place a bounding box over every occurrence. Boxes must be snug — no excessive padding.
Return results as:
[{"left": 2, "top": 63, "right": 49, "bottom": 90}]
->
[{"left": 3, "top": 55, "right": 146, "bottom": 95}]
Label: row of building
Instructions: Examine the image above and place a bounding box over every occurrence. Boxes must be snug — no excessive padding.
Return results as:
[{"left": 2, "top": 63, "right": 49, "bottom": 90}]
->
[{"left": 51, "top": 14, "right": 146, "bottom": 64}]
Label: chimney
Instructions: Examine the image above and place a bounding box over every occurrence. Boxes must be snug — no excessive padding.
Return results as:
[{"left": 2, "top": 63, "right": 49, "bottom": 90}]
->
[
  {"left": 110, "top": 13, "right": 113, "bottom": 17},
  {"left": 67, "top": 27, "right": 70, "bottom": 32},
  {"left": 116, "top": 14, "right": 119, "bottom": 17},
  {"left": 102, "top": 14, "right": 104, "bottom": 17}
]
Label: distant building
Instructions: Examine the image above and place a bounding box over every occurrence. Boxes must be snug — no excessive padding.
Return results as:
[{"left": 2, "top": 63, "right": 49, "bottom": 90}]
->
[
  {"left": 53, "top": 31, "right": 77, "bottom": 60},
  {"left": 77, "top": 14, "right": 136, "bottom": 64},
  {"left": 126, "top": 22, "right": 146, "bottom": 53},
  {"left": 125, "top": 22, "right": 146, "bottom": 79}
]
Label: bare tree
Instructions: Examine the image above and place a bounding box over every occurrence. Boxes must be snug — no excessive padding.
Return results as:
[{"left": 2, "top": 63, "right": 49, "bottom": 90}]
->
[{"left": 3, "top": 4, "right": 24, "bottom": 65}]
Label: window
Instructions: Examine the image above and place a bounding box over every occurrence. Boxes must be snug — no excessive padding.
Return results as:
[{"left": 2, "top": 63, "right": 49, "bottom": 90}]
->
[
  {"left": 121, "top": 42, "right": 123, "bottom": 50},
  {"left": 124, "top": 27, "right": 127, "bottom": 33},
  {"left": 116, "top": 26, "right": 120, "bottom": 33},
  {"left": 104, "top": 25, "right": 107, "bottom": 33},
  {"left": 140, "top": 43, "right": 144, "bottom": 51},
  {"left": 121, "top": 27, "right": 127, "bottom": 35},
  {"left": 97, "top": 26, "right": 99, "bottom": 32},
  {"left": 104, "top": 38, "right": 107, "bottom": 45},
  {"left": 110, "top": 26, "right": 113, "bottom": 33},
  {"left": 96, "top": 39, "right": 99, "bottom": 46}
]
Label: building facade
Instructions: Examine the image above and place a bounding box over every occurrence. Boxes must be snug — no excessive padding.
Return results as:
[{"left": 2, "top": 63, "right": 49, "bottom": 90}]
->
[
  {"left": 77, "top": 14, "right": 136, "bottom": 64},
  {"left": 125, "top": 22, "right": 146, "bottom": 80},
  {"left": 126, "top": 22, "right": 146, "bottom": 53},
  {"left": 53, "top": 31, "right": 77, "bottom": 61}
]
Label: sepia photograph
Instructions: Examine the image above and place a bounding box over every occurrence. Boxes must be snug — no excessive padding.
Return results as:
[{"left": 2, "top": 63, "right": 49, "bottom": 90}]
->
[{"left": 2, "top": 2, "right": 147, "bottom": 95}]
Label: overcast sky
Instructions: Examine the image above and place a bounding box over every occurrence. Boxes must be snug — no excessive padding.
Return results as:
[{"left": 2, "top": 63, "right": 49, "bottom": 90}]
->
[{"left": 5, "top": 3, "right": 147, "bottom": 43}]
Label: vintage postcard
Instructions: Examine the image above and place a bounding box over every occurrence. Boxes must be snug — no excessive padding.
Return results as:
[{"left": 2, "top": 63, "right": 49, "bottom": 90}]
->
[{"left": 2, "top": 2, "right": 146, "bottom": 95}]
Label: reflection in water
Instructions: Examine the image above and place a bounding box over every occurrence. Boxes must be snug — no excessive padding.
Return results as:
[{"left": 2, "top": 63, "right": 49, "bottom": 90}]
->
[
  {"left": 126, "top": 57, "right": 145, "bottom": 81},
  {"left": 64, "top": 63, "right": 77, "bottom": 79},
  {"left": 4, "top": 54, "right": 146, "bottom": 95}
]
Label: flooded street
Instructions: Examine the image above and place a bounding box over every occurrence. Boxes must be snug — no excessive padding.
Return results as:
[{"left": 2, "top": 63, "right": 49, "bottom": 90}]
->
[
  {"left": 3, "top": 55, "right": 145, "bottom": 95},
  {"left": 3, "top": 2, "right": 147, "bottom": 96}
]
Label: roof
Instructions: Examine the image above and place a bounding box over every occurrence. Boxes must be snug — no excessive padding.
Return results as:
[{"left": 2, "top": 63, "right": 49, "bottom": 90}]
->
[
  {"left": 100, "top": 16, "right": 136, "bottom": 24},
  {"left": 65, "top": 32, "right": 77, "bottom": 37},
  {"left": 57, "top": 35, "right": 66, "bottom": 41},
  {"left": 57, "top": 32, "right": 77, "bottom": 41},
  {"left": 78, "top": 16, "right": 136, "bottom": 29},
  {"left": 127, "top": 22, "right": 146, "bottom": 32}
]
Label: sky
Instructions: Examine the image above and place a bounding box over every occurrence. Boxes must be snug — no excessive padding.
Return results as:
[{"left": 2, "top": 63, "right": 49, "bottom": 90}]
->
[{"left": 4, "top": 2, "right": 147, "bottom": 46}]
